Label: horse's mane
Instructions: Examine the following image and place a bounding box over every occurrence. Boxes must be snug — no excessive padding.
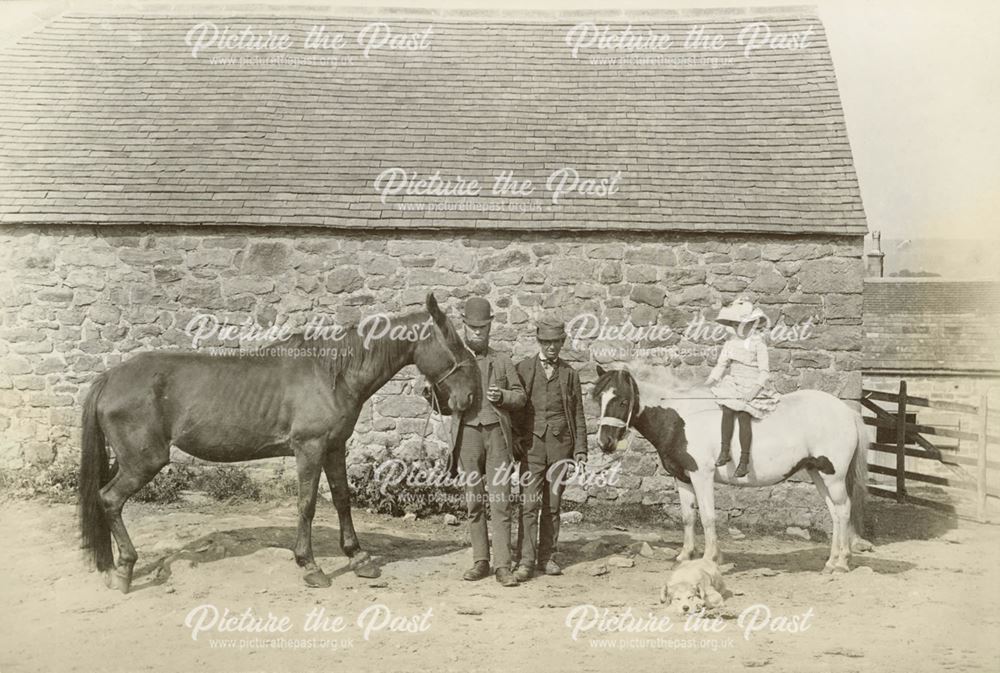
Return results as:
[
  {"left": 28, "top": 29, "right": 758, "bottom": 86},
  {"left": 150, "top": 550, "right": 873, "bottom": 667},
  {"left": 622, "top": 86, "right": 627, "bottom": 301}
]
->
[{"left": 265, "top": 308, "right": 466, "bottom": 383}]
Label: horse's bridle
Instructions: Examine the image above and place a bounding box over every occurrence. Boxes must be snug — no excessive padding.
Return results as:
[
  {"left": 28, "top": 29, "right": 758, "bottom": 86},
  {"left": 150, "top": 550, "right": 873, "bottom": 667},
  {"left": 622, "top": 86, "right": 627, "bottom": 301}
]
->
[
  {"left": 431, "top": 355, "right": 474, "bottom": 387},
  {"left": 427, "top": 325, "right": 475, "bottom": 388},
  {"left": 419, "top": 327, "right": 476, "bottom": 448}
]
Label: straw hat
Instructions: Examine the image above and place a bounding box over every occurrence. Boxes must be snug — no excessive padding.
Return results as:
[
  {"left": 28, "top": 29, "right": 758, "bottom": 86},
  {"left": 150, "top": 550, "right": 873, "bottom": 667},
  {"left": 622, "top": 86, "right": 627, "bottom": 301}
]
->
[{"left": 715, "top": 298, "right": 767, "bottom": 328}]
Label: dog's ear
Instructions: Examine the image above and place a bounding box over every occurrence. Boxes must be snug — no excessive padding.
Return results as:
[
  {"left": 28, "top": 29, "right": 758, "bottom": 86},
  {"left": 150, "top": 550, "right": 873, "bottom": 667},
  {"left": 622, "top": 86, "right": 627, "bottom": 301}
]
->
[
  {"left": 659, "top": 585, "right": 669, "bottom": 604},
  {"left": 694, "top": 583, "right": 706, "bottom": 599}
]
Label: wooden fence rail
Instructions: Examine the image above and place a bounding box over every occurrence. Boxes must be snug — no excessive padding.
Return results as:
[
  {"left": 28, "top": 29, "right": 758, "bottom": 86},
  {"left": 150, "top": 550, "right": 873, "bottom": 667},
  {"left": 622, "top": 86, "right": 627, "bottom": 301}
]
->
[{"left": 861, "top": 382, "right": 996, "bottom": 521}]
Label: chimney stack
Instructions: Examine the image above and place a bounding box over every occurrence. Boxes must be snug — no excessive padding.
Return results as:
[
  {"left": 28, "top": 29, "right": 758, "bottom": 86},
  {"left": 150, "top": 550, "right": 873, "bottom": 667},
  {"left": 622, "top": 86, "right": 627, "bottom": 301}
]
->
[{"left": 866, "top": 231, "right": 885, "bottom": 278}]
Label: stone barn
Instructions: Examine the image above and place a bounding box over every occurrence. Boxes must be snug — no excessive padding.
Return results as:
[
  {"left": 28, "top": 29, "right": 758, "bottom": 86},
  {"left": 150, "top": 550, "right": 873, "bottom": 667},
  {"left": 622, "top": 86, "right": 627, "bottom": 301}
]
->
[{"left": 0, "top": 6, "right": 867, "bottom": 527}]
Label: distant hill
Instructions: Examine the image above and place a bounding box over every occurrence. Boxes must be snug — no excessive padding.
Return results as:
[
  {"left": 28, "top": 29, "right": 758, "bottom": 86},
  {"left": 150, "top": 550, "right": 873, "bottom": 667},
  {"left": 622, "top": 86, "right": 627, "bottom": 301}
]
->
[{"left": 866, "top": 238, "right": 1000, "bottom": 280}]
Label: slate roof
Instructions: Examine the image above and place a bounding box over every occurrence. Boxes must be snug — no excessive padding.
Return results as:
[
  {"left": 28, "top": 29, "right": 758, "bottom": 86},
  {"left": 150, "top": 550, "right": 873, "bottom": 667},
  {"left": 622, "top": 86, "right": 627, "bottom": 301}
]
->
[
  {"left": 0, "top": 5, "right": 867, "bottom": 234},
  {"left": 864, "top": 280, "right": 1000, "bottom": 373}
]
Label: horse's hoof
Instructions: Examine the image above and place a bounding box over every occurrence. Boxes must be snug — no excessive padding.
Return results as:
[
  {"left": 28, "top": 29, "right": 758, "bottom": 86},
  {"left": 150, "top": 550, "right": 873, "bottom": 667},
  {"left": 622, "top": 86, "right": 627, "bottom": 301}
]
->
[
  {"left": 354, "top": 563, "right": 381, "bottom": 579},
  {"left": 676, "top": 551, "right": 693, "bottom": 562},
  {"left": 821, "top": 563, "right": 836, "bottom": 575},
  {"left": 105, "top": 570, "right": 132, "bottom": 594},
  {"left": 303, "top": 568, "right": 331, "bottom": 588},
  {"left": 832, "top": 564, "right": 850, "bottom": 574},
  {"left": 349, "top": 551, "right": 380, "bottom": 578}
]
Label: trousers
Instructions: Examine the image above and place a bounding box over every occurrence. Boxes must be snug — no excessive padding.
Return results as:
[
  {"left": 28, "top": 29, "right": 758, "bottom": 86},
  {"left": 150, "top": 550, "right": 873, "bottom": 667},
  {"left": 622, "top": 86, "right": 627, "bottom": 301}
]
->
[{"left": 458, "top": 422, "right": 513, "bottom": 568}]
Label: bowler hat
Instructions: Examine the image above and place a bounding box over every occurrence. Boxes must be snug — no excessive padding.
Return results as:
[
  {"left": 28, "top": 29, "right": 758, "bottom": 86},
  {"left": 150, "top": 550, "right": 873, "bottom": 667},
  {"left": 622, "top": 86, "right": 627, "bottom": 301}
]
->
[
  {"left": 536, "top": 317, "right": 566, "bottom": 341},
  {"left": 463, "top": 297, "right": 493, "bottom": 327}
]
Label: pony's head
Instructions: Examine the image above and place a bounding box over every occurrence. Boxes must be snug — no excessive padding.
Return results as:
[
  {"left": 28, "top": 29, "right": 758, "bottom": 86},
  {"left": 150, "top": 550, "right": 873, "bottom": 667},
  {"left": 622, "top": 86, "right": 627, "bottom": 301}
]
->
[
  {"left": 591, "top": 365, "right": 640, "bottom": 454},
  {"left": 415, "top": 293, "right": 479, "bottom": 413}
]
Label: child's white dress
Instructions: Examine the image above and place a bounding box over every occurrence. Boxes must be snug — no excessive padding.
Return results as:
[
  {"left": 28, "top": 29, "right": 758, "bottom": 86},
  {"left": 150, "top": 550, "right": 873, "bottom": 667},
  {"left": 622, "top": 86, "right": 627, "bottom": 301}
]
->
[{"left": 709, "top": 334, "right": 780, "bottom": 418}]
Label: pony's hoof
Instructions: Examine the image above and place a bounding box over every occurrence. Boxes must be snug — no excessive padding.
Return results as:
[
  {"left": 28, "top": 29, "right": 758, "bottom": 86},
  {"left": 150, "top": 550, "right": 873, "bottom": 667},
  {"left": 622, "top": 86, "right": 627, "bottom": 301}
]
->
[
  {"left": 676, "top": 550, "right": 693, "bottom": 562},
  {"left": 821, "top": 563, "right": 836, "bottom": 575},
  {"left": 832, "top": 564, "right": 850, "bottom": 574},
  {"left": 851, "top": 538, "right": 874, "bottom": 553},
  {"left": 303, "top": 568, "right": 331, "bottom": 588}
]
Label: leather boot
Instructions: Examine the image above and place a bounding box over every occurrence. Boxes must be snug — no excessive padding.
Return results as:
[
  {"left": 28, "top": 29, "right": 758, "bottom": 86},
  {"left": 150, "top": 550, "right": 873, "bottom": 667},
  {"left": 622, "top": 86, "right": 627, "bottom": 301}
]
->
[
  {"left": 463, "top": 560, "right": 490, "bottom": 581},
  {"left": 495, "top": 568, "right": 519, "bottom": 587},
  {"left": 513, "top": 565, "right": 534, "bottom": 582},
  {"left": 715, "top": 444, "right": 731, "bottom": 467},
  {"left": 734, "top": 445, "right": 751, "bottom": 478},
  {"left": 540, "top": 559, "right": 562, "bottom": 576}
]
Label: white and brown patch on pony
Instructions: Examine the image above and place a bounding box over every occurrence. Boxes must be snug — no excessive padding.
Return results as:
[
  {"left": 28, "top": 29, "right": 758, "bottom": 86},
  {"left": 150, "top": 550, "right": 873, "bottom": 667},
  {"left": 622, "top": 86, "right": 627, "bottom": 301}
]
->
[
  {"left": 591, "top": 365, "right": 697, "bottom": 479},
  {"left": 591, "top": 366, "right": 641, "bottom": 453},
  {"left": 660, "top": 558, "right": 727, "bottom": 615}
]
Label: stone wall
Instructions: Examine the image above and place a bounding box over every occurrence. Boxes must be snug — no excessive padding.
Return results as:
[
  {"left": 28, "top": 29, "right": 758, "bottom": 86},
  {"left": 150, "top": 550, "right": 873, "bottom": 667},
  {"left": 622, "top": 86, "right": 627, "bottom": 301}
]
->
[{"left": 0, "top": 225, "right": 863, "bottom": 522}]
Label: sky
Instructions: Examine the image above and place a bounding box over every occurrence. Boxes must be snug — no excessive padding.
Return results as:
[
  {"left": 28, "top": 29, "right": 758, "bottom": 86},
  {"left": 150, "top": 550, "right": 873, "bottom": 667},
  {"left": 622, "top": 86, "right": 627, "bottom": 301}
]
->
[{"left": 3, "top": 0, "right": 997, "bottom": 241}]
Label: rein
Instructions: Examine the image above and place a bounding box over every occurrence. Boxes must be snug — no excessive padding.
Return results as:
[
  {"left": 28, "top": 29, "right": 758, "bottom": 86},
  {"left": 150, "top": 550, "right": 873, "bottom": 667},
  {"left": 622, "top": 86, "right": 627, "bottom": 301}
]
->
[{"left": 418, "top": 324, "right": 473, "bottom": 451}]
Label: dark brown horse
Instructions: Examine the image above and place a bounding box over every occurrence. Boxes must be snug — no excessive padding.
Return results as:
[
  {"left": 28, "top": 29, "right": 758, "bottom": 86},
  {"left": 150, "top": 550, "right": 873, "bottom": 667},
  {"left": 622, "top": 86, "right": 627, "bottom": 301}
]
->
[{"left": 79, "top": 293, "right": 479, "bottom": 592}]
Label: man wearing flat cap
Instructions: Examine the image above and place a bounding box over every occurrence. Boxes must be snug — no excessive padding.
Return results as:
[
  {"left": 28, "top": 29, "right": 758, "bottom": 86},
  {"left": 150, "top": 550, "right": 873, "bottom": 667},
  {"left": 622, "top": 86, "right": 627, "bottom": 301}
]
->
[
  {"left": 426, "top": 297, "right": 526, "bottom": 587},
  {"left": 512, "top": 317, "right": 588, "bottom": 580}
]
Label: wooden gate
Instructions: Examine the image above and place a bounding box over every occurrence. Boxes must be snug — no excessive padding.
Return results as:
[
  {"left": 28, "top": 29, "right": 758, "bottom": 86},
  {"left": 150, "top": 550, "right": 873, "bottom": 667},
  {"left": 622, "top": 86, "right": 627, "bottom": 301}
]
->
[{"left": 861, "top": 381, "right": 998, "bottom": 521}]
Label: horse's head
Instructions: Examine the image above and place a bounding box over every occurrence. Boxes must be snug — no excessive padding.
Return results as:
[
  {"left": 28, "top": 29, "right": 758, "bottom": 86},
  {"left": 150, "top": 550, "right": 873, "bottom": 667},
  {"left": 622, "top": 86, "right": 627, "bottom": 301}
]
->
[
  {"left": 591, "top": 365, "right": 640, "bottom": 454},
  {"left": 415, "top": 293, "right": 479, "bottom": 413}
]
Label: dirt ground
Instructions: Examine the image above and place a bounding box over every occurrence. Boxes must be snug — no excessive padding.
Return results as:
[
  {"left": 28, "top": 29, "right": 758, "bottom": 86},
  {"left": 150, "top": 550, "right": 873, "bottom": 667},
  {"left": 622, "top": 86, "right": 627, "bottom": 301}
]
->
[{"left": 1, "top": 496, "right": 998, "bottom": 673}]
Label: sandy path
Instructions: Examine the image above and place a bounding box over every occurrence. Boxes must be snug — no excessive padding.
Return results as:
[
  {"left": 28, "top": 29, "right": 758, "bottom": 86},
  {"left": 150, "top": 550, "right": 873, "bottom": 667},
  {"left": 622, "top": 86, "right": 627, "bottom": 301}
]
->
[{"left": 1, "top": 498, "right": 998, "bottom": 673}]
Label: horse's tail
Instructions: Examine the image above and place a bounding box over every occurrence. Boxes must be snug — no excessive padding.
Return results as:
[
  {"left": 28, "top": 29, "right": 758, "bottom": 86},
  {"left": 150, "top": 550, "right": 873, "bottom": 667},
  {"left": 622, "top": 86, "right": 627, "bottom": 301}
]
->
[
  {"left": 79, "top": 372, "right": 114, "bottom": 571},
  {"left": 847, "top": 411, "right": 870, "bottom": 543}
]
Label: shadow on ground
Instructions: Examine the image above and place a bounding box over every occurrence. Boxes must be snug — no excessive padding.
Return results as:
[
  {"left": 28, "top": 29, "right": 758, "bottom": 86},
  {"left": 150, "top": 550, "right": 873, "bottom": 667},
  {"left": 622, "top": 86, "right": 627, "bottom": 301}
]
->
[
  {"left": 131, "top": 525, "right": 465, "bottom": 592},
  {"left": 127, "top": 494, "right": 952, "bottom": 593},
  {"left": 555, "top": 532, "right": 915, "bottom": 575},
  {"left": 866, "top": 495, "right": 959, "bottom": 543},
  {"left": 723, "top": 548, "right": 915, "bottom": 575}
]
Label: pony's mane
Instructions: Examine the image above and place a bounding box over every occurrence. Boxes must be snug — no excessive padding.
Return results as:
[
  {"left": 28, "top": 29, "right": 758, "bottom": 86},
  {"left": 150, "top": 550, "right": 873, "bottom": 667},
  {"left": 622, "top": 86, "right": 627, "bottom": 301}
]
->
[
  {"left": 595, "top": 361, "right": 717, "bottom": 415},
  {"left": 591, "top": 366, "right": 640, "bottom": 408},
  {"left": 627, "top": 361, "right": 707, "bottom": 397},
  {"left": 266, "top": 308, "right": 466, "bottom": 382}
]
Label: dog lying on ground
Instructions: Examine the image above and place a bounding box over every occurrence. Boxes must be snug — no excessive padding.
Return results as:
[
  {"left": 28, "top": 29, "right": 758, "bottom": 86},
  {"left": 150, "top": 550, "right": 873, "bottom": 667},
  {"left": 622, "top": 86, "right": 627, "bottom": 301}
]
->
[{"left": 660, "top": 559, "right": 726, "bottom": 614}]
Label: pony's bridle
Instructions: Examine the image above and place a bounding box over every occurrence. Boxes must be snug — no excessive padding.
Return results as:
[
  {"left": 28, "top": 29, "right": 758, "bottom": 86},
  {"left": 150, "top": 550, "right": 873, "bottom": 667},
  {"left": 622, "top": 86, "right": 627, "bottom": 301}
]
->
[{"left": 598, "top": 388, "right": 636, "bottom": 440}]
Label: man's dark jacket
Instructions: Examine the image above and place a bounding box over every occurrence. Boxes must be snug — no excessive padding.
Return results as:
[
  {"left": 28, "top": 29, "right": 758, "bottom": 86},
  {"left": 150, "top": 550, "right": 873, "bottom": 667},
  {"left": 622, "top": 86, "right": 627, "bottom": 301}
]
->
[{"left": 511, "top": 356, "right": 588, "bottom": 461}]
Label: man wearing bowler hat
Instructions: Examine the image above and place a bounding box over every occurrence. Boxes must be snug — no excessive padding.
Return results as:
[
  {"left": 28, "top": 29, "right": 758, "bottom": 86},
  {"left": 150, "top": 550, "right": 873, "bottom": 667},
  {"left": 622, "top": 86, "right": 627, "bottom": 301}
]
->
[
  {"left": 427, "top": 297, "right": 526, "bottom": 586},
  {"left": 512, "top": 317, "right": 588, "bottom": 581}
]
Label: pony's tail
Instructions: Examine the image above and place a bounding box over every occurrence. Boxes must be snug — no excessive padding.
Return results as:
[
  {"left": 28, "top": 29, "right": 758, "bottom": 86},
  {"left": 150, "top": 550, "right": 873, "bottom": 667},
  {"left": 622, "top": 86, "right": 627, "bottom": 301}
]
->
[
  {"left": 847, "top": 412, "right": 872, "bottom": 547},
  {"left": 79, "top": 373, "right": 114, "bottom": 571}
]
